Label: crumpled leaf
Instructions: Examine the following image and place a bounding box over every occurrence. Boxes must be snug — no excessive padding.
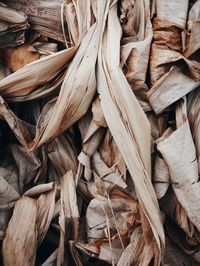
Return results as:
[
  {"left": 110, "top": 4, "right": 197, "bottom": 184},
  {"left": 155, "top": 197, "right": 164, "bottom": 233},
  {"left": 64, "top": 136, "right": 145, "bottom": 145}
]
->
[
  {"left": 157, "top": 98, "right": 200, "bottom": 231},
  {"left": 2, "top": 181, "right": 56, "bottom": 265},
  {"left": 0, "top": 2, "right": 28, "bottom": 48},
  {"left": 1, "top": 0, "right": 200, "bottom": 265},
  {"left": 31, "top": 0, "right": 110, "bottom": 149},
  {"left": 97, "top": 0, "right": 164, "bottom": 256},
  {"left": 147, "top": 0, "right": 200, "bottom": 114},
  {"left": 117, "top": 226, "right": 154, "bottom": 266}
]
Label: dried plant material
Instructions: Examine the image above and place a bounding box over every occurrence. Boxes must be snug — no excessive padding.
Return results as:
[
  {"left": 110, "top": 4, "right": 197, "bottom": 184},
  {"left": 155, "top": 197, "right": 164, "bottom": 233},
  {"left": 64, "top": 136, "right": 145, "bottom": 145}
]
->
[
  {"left": 92, "top": 97, "right": 107, "bottom": 127},
  {"left": 97, "top": 0, "right": 164, "bottom": 256},
  {"left": 92, "top": 152, "right": 127, "bottom": 190},
  {"left": 156, "top": 0, "right": 189, "bottom": 28},
  {"left": 120, "top": 0, "right": 153, "bottom": 98},
  {"left": 99, "top": 130, "right": 126, "bottom": 177},
  {"left": 4, "top": 0, "right": 65, "bottom": 42},
  {"left": 150, "top": 44, "right": 200, "bottom": 82},
  {"left": 1, "top": 0, "right": 200, "bottom": 265},
  {"left": 87, "top": 188, "right": 139, "bottom": 238},
  {"left": 78, "top": 121, "right": 105, "bottom": 182},
  {"left": 31, "top": 1, "right": 110, "bottom": 149},
  {"left": 36, "top": 184, "right": 56, "bottom": 245},
  {"left": 162, "top": 237, "right": 199, "bottom": 266},
  {"left": 98, "top": 237, "right": 130, "bottom": 265},
  {"left": 31, "top": 41, "right": 58, "bottom": 55},
  {"left": 10, "top": 144, "right": 47, "bottom": 190},
  {"left": 2, "top": 196, "right": 37, "bottom": 266},
  {"left": 0, "top": 2, "right": 28, "bottom": 48},
  {"left": 185, "top": 0, "right": 200, "bottom": 57},
  {"left": 9, "top": 70, "right": 65, "bottom": 102},
  {"left": 61, "top": 171, "right": 79, "bottom": 237},
  {"left": 78, "top": 111, "right": 127, "bottom": 190},
  {"left": 57, "top": 171, "right": 79, "bottom": 265},
  {"left": 160, "top": 204, "right": 199, "bottom": 264},
  {"left": 24, "top": 182, "right": 55, "bottom": 197},
  {"left": 0, "top": 176, "right": 20, "bottom": 206},
  {"left": 153, "top": 19, "right": 183, "bottom": 52},
  {"left": 42, "top": 249, "right": 58, "bottom": 266},
  {"left": 0, "top": 0, "right": 81, "bottom": 99},
  {"left": 175, "top": 201, "right": 194, "bottom": 238},
  {"left": 147, "top": 0, "right": 200, "bottom": 115},
  {"left": 4, "top": 44, "right": 39, "bottom": 72},
  {"left": 157, "top": 99, "right": 200, "bottom": 231},
  {"left": 185, "top": 20, "right": 200, "bottom": 58},
  {"left": 119, "top": 0, "right": 138, "bottom": 37},
  {"left": 148, "top": 66, "right": 200, "bottom": 114},
  {"left": 153, "top": 127, "right": 173, "bottom": 199},
  {"left": 0, "top": 175, "right": 19, "bottom": 239},
  {"left": 161, "top": 183, "right": 195, "bottom": 240},
  {"left": 48, "top": 134, "right": 78, "bottom": 178},
  {"left": 2, "top": 184, "right": 56, "bottom": 264},
  {"left": 0, "top": 50, "right": 11, "bottom": 80},
  {"left": 0, "top": 97, "right": 35, "bottom": 149},
  {"left": 118, "top": 227, "right": 154, "bottom": 266},
  {"left": 86, "top": 188, "right": 140, "bottom": 264},
  {"left": 153, "top": 155, "right": 170, "bottom": 199},
  {"left": 0, "top": 47, "right": 76, "bottom": 98},
  {"left": 188, "top": 88, "right": 200, "bottom": 174}
]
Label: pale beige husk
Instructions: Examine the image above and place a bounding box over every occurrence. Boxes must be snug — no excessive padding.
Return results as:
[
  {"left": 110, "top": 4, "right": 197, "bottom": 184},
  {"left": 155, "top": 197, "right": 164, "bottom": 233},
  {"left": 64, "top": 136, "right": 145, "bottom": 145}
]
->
[{"left": 1, "top": 0, "right": 200, "bottom": 265}]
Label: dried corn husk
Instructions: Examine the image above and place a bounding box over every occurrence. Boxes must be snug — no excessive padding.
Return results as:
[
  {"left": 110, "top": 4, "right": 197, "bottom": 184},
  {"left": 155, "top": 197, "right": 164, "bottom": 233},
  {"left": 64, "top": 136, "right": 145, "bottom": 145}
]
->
[
  {"left": 148, "top": 0, "right": 200, "bottom": 114},
  {"left": 97, "top": 0, "right": 164, "bottom": 258},
  {"left": 188, "top": 88, "right": 200, "bottom": 174},
  {"left": 57, "top": 171, "right": 79, "bottom": 265},
  {"left": 31, "top": 0, "right": 110, "bottom": 149},
  {"left": 2, "top": 183, "right": 56, "bottom": 265},
  {"left": 0, "top": 2, "right": 28, "bottom": 48},
  {"left": 157, "top": 98, "right": 200, "bottom": 231},
  {"left": 1, "top": 0, "right": 200, "bottom": 265},
  {"left": 3, "top": 0, "right": 64, "bottom": 42},
  {"left": 2, "top": 196, "right": 37, "bottom": 266}
]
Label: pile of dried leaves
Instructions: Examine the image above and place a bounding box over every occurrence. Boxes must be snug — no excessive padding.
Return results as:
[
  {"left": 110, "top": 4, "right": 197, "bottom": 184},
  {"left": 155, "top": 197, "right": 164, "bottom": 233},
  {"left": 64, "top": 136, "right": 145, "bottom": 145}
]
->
[{"left": 0, "top": 0, "right": 200, "bottom": 265}]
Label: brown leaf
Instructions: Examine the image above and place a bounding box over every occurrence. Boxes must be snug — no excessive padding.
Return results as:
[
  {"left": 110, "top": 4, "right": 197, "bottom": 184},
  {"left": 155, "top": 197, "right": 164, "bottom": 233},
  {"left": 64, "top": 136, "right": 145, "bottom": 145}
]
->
[
  {"left": 4, "top": 44, "right": 39, "bottom": 72},
  {"left": 2, "top": 196, "right": 37, "bottom": 266}
]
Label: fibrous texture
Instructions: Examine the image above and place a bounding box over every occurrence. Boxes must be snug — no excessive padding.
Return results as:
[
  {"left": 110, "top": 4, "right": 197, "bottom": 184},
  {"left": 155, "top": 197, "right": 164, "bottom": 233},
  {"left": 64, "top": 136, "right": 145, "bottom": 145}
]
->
[{"left": 0, "top": 0, "right": 200, "bottom": 265}]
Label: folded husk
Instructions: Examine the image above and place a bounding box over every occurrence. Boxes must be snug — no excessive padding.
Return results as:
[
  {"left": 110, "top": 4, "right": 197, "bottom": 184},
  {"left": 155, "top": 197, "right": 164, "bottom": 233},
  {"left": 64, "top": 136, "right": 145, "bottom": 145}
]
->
[
  {"left": 1, "top": 0, "right": 200, "bottom": 265},
  {"left": 157, "top": 99, "right": 200, "bottom": 231},
  {"left": 0, "top": 2, "right": 28, "bottom": 48},
  {"left": 97, "top": 0, "right": 164, "bottom": 257}
]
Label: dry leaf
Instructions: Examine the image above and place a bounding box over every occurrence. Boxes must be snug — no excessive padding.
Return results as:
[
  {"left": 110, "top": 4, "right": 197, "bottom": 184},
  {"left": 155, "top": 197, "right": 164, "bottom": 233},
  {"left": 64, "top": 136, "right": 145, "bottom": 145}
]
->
[
  {"left": 4, "top": 44, "right": 39, "bottom": 72},
  {"left": 2, "top": 196, "right": 37, "bottom": 266}
]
